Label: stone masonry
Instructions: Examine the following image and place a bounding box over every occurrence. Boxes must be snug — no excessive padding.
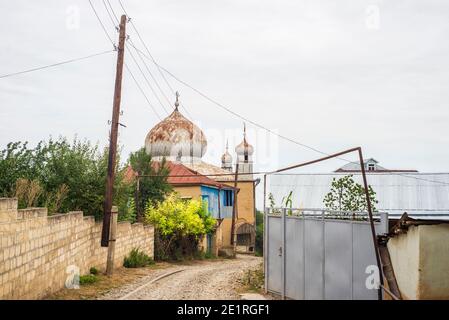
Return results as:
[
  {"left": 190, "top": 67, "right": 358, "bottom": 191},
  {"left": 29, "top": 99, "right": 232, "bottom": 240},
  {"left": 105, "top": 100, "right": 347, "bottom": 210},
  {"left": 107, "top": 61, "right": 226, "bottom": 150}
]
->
[{"left": 0, "top": 198, "right": 154, "bottom": 299}]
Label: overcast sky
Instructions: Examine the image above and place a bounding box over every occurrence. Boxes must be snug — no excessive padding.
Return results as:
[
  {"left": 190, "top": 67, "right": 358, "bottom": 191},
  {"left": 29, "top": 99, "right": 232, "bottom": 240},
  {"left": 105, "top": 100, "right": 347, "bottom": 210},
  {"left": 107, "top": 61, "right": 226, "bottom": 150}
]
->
[{"left": 1, "top": 0, "right": 449, "bottom": 178}]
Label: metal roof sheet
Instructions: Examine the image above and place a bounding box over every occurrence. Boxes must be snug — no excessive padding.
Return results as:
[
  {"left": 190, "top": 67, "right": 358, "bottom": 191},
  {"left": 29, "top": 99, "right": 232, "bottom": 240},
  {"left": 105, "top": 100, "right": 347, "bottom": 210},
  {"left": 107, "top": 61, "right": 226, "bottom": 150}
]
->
[
  {"left": 267, "top": 172, "right": 449, "bottom": 216},
  {"left": 184, "top": 161, "right": 235, "bottom": 181}
]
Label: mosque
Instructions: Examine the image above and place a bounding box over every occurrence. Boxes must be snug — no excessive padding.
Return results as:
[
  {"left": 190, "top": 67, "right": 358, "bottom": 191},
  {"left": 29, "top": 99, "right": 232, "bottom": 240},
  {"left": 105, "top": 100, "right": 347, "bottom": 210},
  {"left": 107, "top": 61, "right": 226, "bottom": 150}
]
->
[{"left": 144, "top": 93, "right": 257, "bottom": 254}]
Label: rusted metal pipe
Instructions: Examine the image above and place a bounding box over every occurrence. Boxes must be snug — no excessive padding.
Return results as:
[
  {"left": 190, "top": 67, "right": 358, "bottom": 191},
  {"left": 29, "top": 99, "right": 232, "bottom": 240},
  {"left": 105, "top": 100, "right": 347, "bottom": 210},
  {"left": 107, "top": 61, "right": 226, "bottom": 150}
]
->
[
  {"left": 358, "top": 147, "right": 384, "bottom": 300},
  {"left": 267, "top": 147, "right": 360, "bottom": 174},
  {"left": 380, "top": 284, "right": 400, "bottom": 301},
  {"left": 378, "top": 244, "right": 402, "bottom": 300},
  {"left": 230, "top": 163, "right": 239, "bottom": 246}
]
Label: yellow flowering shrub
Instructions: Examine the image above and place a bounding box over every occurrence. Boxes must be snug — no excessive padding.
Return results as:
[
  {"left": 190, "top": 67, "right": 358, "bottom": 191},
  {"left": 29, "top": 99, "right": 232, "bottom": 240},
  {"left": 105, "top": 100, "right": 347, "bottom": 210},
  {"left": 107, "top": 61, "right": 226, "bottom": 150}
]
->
[
  {"left": 145, "top": 193, "right": 216, "bottom": 237},
  {"left": 145, "top": 193, "right": 216, "bottom": 260}
]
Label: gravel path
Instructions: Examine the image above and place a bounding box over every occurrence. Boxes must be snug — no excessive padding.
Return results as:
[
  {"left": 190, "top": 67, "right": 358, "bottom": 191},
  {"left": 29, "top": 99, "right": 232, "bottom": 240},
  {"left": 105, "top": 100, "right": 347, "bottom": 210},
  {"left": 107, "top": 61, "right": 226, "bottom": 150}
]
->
[{"left": 100, "top": 255, "right": 262, "bottom": 300}]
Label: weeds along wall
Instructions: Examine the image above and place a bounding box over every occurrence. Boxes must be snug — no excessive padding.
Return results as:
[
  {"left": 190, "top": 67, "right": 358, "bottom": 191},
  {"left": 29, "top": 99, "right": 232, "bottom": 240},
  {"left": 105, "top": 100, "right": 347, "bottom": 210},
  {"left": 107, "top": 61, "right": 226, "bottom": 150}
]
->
[{"left": 0, "top": 198, "right": 154, "bottom": 299}]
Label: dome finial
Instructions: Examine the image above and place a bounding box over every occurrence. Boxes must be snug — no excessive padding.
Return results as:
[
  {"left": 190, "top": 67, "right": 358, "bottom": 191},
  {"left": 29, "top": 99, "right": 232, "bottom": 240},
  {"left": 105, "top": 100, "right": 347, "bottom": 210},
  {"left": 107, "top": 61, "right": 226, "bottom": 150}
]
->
[
  {"left": 226, "top": 139, "right": 229, "bottom": 151},
  {"left": 174, "top": 91, "right": 180, "bottom": 110},
  {"left": 243, "top": 122, "right": 247, "bottom": 141}
]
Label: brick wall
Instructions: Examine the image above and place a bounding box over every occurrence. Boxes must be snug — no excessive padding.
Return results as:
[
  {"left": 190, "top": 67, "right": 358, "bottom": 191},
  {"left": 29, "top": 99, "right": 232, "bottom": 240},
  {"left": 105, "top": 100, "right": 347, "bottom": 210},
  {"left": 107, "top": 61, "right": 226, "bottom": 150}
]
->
[{"left": 0, "top": 198, "right": 154, "bottom": 299}]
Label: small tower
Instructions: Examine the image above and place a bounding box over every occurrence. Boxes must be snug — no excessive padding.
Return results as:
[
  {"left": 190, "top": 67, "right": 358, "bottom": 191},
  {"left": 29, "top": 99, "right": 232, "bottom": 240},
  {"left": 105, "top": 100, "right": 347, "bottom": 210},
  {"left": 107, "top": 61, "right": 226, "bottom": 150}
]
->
[
  {"left": 221, "top": 140, "right": 233, "bottom": 171},
  {"left": 235, "top": 123, "right": 254, "bottom": 180}
]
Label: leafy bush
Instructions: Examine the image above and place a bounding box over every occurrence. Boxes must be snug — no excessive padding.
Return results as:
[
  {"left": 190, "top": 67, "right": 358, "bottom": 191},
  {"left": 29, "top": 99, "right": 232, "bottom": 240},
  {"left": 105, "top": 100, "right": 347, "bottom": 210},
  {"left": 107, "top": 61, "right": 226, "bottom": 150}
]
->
[
  {"left": 0, "top": 140, "right": 171, "bottom": 221},
  {"left": 145, "top": 194, "right": 216, "bottom": 260},
  {"left": 0, "top": 138, "right": 122, "bottom": 218},
  {"left": 79, "top": 274, "right": 98, "bottom": 285},
  {"left": 146, "top": 193, "right": 215, "bottom": 236},
  {"left": 118, "top": 197, "right": 137, "bottom": 223},
  {"left": 89, "top": 267, "right": 99, "bottom": 275},
  {"left": 123, "top": 248, "right": 154, "bottom": 268}
]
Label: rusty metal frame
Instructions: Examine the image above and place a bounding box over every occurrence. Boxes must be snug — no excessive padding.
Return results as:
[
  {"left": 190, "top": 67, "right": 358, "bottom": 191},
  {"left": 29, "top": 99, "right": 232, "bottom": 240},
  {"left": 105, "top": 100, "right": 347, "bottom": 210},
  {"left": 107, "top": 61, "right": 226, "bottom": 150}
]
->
[{"left": 263, "top": 147, "right": 384, "bottom": 300}]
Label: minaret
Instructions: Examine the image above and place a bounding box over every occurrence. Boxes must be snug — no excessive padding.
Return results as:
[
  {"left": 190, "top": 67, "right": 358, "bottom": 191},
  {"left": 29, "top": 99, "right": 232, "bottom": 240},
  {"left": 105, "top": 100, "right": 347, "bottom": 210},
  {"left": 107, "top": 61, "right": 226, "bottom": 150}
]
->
[
  {"left": 235, "top": 123, "right": 254, "bottom": 180},
  {"left": 221, "top": 140, "right": 233, "bottom": 171}
]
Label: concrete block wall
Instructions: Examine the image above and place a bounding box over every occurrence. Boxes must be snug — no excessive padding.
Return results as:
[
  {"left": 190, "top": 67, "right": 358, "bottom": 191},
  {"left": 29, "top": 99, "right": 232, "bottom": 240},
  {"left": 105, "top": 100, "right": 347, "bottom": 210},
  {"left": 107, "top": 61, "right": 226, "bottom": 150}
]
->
[{"left": 0, "top": 198, "right": 154, "bottom": 299}]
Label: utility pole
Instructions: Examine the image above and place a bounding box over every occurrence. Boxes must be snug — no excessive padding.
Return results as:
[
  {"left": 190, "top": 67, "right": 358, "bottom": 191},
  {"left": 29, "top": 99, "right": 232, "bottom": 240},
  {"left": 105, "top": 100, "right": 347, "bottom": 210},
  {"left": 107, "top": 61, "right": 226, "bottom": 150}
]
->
[
  {"left": 230, "top": 163, "right": 239, "bottom": 250},
  {"left": 101, "top": 14, "right": 127, "bottom": 247},
  {"left": 106, "top": 206, "right": 118, "bottom": 276}
]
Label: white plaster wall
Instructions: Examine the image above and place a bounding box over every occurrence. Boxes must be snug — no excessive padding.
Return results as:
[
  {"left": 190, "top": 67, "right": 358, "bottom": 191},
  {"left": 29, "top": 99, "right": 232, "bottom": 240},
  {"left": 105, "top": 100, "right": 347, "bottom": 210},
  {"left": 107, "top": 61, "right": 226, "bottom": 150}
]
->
[
  {"left": 387, "top": 224, "right": 449, "bottom": 299},
  {"left": 387, "top": 225, "right": 420, "bottom": 299}
]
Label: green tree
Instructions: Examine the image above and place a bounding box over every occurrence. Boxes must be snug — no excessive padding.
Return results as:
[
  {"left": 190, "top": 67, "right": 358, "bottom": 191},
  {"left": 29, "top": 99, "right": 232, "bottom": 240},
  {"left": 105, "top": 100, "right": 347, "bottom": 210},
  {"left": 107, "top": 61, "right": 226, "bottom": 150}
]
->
[
  {"left": 0, "top": 142, "right": 36, "bottom": 196},
  {"left": 323, "top": 175, "right": 378, "bottom": 215},
  {"left": 0, "top": 137, "right": 125, "bottom": 219},
  {"left": 128, "top": 148, "right": 172, "bottom": 221},
  {"left": 118, "top": 197, "right": 136, "bottom": 223}
]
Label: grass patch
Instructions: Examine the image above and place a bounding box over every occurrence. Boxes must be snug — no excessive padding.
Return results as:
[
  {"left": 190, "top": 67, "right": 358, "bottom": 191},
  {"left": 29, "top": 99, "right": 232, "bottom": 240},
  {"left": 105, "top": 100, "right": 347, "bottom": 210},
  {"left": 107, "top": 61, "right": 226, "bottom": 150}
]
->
[
  {"left": 79, "top": 274, "right": 98, "bottom": 285},
  {"left": 195, "top": 250, "right": 217, "bottom": 260},
  {"left": 123, "top": 248, "right": 154, "bottom": 268},
  {"left": 241, "top": 264, "right": 264, "bottom": 293}
]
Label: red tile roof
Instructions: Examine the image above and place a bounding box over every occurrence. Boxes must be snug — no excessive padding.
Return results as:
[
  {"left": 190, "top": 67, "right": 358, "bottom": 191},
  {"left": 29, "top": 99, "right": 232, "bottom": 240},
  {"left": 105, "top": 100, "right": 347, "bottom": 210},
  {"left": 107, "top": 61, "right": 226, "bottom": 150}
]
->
[
  {"left": 166, "top": 162, "right": 233, "bottom": 188},
  {"left": 125, "top": 161, "right": 234, "bottom": 189}
]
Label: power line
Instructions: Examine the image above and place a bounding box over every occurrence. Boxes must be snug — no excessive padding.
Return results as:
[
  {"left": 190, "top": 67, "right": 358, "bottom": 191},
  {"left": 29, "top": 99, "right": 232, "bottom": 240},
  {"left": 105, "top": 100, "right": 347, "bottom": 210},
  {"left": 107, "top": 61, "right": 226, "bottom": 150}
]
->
[
  {"left": 128, "top": 42, "right": 339, "bottom": 158},
  {"left": 116, "top": 0, "right": 173, "bottom": 100},
  {"left": 88, "top": 0, "right": 161, "bottom": 120},
  {"left": 102, "top": 0, "right": 120, "bottom": 28},
  {"left": 128, "top": 38, "right": 171, "bottom": 112},
  {"left": 0, "top": 50, "right": 113, "bottom": 79},
  {"left": 90, "top": 3, "right": 449, "bottom": 187},
  {"left": 126, "top": 44, "right": 168, "bottom": 115},
  {"left": 128, "top": 43, "right": 449, "bottom": 187},
  {"left": 88, "top": 0, "right": 116, "bottom": 46},
  {"left": 118, "top": 0, "right": 173, "bottom": 93},
  {"left": 103, "top": 0, "right": 169, "bottom": 115},
  {"left": 124, "top": 64, "right": 162, "bottom": 120},
  {"left": 116, "top": 0, "right": 194, "bottom": 119}
]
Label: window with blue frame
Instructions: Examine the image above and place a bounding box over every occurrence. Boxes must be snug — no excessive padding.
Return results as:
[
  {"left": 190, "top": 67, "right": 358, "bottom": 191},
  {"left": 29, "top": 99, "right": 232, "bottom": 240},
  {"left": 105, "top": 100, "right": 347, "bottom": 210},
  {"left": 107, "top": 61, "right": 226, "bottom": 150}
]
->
[
  {"left": 223, "top": 190, "right": 233, "bottom": 206},
  {"left": 220, "top": 189, "right": 234, "bottom": 218}
]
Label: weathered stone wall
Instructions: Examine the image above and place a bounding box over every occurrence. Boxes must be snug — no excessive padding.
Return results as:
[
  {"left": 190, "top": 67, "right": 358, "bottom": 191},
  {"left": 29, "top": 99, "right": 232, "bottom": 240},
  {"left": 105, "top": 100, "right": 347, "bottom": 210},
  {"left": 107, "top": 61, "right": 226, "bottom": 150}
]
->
[{"left": 0, "top": 198, "right": 154, "bottom": 299}]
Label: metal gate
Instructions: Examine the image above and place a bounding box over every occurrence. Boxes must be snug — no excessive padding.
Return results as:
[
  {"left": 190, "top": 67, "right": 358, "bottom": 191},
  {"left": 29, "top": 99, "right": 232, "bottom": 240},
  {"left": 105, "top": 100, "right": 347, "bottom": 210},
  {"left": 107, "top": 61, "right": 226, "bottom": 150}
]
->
[{"left": 264, "top": 209, "right": 388, "bottom": 300}]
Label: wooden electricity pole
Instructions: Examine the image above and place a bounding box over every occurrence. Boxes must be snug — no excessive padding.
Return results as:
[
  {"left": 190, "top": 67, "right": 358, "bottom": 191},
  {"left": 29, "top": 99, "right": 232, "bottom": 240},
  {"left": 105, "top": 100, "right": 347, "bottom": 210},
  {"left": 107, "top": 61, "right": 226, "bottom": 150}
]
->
[
  {"left": 230, "top": 163, "right": 239, "bottom": 248},
  {"left": 106, "top": 206, "right": 118, "bottom": 276},
  {"left": 101, "top": 14, "right": 127, "bottom": 248}
]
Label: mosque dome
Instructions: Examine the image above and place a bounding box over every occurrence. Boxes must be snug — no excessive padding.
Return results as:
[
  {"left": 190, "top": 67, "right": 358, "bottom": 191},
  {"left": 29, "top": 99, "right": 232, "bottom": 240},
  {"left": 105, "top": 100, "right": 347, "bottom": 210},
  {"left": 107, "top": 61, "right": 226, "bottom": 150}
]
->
[
  {"left": 145, "top": 93, "right": 207, "bottom": 162},
  {"left": 235, "top": 124, "right": 254, "bottom": 156},
  {"left": 235, "top": 139, "right": 254, "bottom": 156},
  {"left": 221, "top": 140, "right": 233, "bottom": 169},
  {"left": 221, "top": 151, "right": 233, "bottom": 165}
]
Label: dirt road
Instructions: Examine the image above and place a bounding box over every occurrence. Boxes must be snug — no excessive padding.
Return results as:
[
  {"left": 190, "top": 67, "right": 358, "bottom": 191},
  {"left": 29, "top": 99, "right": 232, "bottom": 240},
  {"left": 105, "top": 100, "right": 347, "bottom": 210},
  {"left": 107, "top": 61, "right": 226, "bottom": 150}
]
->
[{"left": 100, "top": 255, "right": 262, "bottom": 300}]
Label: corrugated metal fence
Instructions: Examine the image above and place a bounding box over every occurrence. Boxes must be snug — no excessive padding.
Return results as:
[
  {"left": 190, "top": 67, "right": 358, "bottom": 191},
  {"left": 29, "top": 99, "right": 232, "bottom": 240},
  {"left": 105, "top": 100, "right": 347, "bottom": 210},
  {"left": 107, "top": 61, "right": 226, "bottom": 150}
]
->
[{"left": 264, "top": 208, "right": 388, "bottom": 300}]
